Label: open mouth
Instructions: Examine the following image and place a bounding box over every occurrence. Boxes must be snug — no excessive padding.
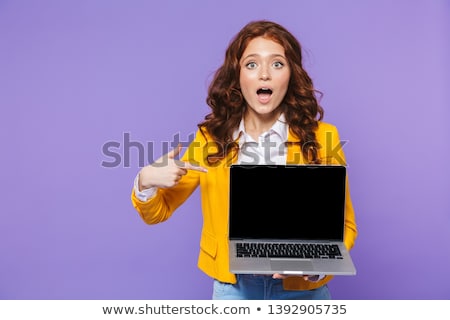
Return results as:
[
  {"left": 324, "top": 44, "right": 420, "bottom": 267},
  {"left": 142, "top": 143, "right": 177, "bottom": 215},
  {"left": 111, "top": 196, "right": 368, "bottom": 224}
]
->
[
  {"left": 256, "top": 88, "right": 273, "bottom": 104},
  {"left": 257, "top": 88, "right": 273, "bottom": 95}
]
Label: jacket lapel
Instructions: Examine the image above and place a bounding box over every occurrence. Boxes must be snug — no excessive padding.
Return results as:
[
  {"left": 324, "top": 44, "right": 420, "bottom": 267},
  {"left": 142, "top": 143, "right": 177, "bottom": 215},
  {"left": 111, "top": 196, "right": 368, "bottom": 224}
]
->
[{"left": 286, "top": 129, "right": 304, "bottom": 165}]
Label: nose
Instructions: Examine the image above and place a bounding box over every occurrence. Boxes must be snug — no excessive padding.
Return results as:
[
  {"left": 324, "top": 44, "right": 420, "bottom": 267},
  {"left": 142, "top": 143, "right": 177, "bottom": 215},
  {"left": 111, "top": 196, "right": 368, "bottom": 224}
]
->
[{"left": 259, "top": 65, "right": 271, "bottom": 80}]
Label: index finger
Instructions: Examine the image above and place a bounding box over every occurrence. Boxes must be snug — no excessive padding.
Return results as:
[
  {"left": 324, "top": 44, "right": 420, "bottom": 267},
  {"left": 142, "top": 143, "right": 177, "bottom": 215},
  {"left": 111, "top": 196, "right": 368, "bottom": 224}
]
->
[{"left": 181, "top": 162, "right": 208, "bottom": 173}]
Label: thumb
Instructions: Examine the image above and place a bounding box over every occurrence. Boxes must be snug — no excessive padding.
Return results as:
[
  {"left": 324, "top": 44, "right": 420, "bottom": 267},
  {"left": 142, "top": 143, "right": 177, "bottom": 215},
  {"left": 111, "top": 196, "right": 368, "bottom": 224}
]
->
[{"left": 167, "top": 143, "right": 182, "bottom": 159}]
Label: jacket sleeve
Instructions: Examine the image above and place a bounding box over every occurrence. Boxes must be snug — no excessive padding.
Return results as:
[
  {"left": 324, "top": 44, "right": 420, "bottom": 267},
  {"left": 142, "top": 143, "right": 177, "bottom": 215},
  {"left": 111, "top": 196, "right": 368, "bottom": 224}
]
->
[{"left": 130, "top": 131, "right": 204, "bottom": 225}]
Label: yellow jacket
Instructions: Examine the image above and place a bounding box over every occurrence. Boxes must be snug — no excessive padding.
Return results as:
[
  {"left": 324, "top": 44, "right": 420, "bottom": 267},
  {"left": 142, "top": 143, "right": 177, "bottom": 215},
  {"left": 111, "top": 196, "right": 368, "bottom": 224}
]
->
[{"left": 131, "top": 122, "right": 357, "bottom": 291}]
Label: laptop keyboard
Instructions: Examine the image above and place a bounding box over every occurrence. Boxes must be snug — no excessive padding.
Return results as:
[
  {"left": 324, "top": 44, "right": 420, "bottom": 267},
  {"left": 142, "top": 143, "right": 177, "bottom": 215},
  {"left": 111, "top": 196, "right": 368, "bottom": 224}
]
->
[{"left": 236, "top": 242, "right": 343, "bottom": 259}]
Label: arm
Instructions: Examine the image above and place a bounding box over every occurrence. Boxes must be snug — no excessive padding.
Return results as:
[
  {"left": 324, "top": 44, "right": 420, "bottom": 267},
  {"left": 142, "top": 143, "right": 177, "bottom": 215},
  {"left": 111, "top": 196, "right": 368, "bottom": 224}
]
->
[{"left": 131, "top": 133, "right": 207, "bottom": 225}]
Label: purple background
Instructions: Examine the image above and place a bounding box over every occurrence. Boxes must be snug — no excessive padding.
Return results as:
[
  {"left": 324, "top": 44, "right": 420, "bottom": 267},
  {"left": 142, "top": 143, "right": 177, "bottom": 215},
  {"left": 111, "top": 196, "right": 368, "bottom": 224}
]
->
[{"left": 1, "top": 0, "right": 449, "bottom": 299}]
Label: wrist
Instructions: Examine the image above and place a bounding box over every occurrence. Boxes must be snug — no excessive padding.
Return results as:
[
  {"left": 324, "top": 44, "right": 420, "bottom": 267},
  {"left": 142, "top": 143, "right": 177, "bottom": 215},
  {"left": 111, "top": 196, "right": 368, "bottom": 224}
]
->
[{"left": 138, "top": 170, "right": 154, "bottom": 191}]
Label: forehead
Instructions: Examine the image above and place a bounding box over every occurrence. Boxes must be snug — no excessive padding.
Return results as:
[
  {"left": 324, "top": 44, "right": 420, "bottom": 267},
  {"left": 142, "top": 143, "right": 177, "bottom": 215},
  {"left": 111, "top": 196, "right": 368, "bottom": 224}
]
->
[{"left": 242, "top": 36, "right": 286, "bottom": 58}]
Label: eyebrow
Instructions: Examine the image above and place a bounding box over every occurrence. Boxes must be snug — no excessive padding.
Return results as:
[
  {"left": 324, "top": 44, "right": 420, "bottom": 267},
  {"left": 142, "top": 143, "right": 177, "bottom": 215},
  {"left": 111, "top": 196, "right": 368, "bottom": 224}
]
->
[{"left": 241, "top": 53, "right": 287, "bottom": 61}]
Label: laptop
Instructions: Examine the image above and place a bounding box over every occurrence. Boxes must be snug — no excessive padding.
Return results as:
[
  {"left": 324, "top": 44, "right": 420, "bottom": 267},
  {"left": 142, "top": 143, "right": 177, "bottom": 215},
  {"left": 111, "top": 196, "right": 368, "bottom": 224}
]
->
[{"left": 228, "top": 164, "right": 356, "bottom": 276}]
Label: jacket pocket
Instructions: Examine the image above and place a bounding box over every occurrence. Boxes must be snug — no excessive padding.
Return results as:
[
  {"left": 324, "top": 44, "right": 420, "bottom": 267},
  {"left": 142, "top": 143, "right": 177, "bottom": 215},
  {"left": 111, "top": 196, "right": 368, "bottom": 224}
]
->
[{"left": 200, "top": 231, "right": 218, "bottom": 259}]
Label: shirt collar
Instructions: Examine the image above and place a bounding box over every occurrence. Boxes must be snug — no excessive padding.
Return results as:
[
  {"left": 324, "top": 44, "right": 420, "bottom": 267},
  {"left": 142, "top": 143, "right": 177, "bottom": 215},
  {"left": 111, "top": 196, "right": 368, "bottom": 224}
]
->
[{"left": 232, "top": 113, "right": 288, "bottom": 143}]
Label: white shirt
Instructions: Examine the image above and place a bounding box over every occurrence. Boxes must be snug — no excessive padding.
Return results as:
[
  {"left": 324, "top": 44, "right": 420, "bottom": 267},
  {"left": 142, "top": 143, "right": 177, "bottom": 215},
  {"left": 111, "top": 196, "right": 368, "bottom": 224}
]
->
[{"left": 234, "top": 114, "right": 288, "bottom": 165}]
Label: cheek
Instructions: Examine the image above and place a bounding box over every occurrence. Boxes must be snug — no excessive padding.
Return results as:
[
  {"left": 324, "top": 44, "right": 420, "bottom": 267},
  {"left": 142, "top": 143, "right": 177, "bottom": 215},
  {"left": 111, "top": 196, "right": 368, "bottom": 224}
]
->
[
  {"left": 240, "top": 87, "right": 252, "bottom": 104},
  {"left": 279, "top": 76, "right": 290, "bottom": 94},
  {"left": 239, "top": 75, "right": 253, "bottom": 95}
]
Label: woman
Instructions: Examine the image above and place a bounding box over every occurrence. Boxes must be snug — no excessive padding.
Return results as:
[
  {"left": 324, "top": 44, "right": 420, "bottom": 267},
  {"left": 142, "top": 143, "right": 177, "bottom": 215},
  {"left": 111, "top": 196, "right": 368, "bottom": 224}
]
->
[{"left": 131, "top": 20, "right": 357, "bottom": 299}]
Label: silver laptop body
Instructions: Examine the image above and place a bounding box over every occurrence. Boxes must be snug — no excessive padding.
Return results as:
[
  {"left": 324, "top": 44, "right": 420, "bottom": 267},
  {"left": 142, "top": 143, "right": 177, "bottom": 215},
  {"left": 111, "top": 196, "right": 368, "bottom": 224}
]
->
[{"left": 228, "top": 164, "right": 356, "bottom": 276}]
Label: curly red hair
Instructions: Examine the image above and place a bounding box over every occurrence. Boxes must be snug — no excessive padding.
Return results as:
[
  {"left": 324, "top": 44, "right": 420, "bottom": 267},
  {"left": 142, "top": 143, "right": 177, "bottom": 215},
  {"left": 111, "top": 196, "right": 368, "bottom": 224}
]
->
[{"left": 199, "top": 20, "right": 324, "bottom": 164}]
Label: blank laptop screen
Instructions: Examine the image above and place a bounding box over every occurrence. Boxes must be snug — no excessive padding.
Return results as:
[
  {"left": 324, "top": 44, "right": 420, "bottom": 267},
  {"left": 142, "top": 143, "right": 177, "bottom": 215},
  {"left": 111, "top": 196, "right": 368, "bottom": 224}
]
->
[{"left": 229, "top": 165, "right": 346, "bottom": 241}]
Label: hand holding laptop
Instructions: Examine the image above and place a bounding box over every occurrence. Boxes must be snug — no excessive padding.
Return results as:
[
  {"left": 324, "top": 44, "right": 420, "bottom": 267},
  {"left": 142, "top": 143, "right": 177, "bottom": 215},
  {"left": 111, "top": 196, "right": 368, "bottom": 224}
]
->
[{"left": 138, "top": 144, "right": 207, "bottom": 190}]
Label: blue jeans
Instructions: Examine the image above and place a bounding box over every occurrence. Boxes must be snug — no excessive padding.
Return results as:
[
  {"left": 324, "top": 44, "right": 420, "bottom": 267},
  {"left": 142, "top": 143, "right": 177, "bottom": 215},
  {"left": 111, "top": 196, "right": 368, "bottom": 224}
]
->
[{"left": 212, "top": 274, "right": 331, "bottom": 300}]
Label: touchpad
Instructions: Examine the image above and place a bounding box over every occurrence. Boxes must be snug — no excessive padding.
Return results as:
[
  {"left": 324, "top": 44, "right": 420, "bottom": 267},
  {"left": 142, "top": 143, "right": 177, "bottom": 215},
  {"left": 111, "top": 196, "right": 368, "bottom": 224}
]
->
[{"left": 270, "top": 260, "right": 313, "bottom": 273}]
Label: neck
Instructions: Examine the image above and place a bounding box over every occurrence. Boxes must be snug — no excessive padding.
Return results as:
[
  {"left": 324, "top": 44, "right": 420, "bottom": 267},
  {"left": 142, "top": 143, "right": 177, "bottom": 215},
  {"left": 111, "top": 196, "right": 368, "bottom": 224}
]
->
[{"left": 244, "top": 109, "right": 282, "bottom": 139}]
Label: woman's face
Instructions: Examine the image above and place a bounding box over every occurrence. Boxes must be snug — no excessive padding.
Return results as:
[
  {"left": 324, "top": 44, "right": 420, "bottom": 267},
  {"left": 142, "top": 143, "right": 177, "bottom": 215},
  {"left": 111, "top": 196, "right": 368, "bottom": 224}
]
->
[{"left": 239, "top": 36, "right": 290, "bottom": 118}]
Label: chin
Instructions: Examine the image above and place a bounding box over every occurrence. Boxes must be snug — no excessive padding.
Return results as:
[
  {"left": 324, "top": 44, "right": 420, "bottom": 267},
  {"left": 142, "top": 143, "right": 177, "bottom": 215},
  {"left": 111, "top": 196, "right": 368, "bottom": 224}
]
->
[{"left": 254, "top": 105, "right": 279, "bottom": 115}]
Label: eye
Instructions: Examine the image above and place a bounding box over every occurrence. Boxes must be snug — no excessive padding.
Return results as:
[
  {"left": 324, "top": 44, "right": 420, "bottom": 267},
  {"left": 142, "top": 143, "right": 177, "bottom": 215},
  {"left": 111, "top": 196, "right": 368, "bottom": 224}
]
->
[
  {"left": 245, "top": 62, "right": 258, "bottom": 69},
  {"left": 273, "top": 61, "right": 284, "bottom": 69}
]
